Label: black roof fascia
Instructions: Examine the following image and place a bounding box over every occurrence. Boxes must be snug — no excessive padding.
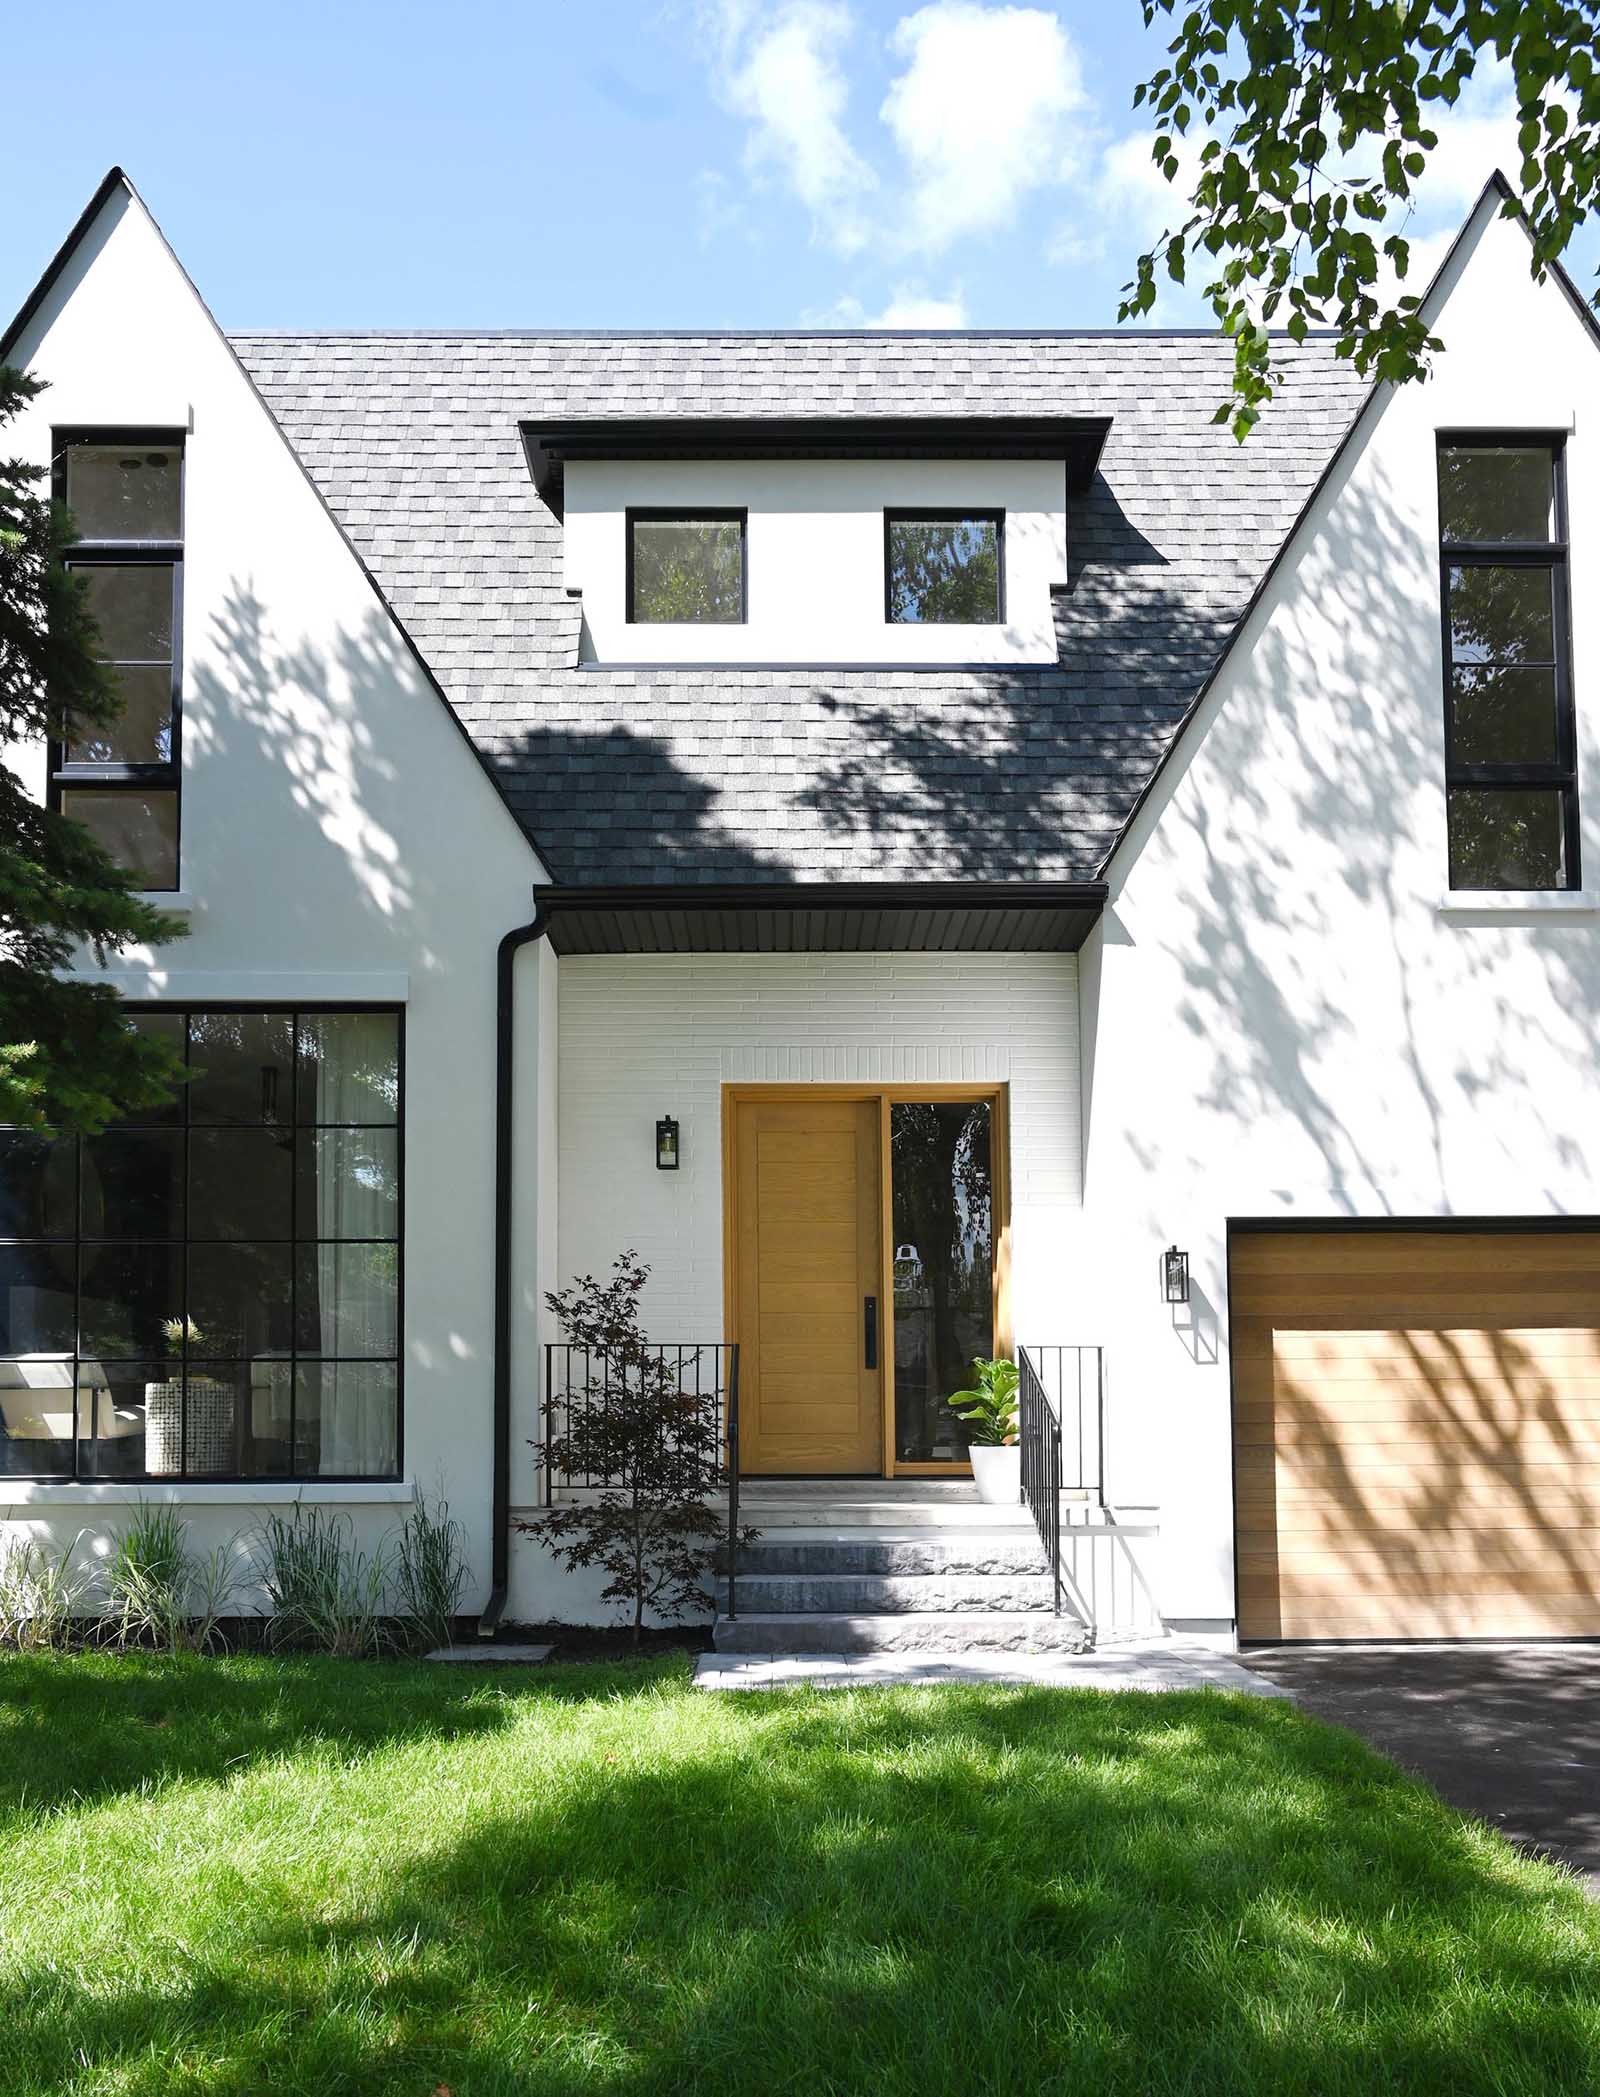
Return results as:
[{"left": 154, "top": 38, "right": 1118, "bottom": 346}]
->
[
  {"left": 537, "top": 879, "right": 1108, "bottom": 957},
  {"left": 523, "top": 414, "right": 1113, "bottom": 515}
]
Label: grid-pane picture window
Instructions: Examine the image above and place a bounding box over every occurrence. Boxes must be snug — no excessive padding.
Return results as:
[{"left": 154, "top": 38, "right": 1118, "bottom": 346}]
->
[
  {"left": 0, "top": 1007, "right": 402, "bottom": 1482},
  {"left": 886, "top": 512, "right": 1004, "bottom": 624},
  {"left": 627, "top": 512, "right": 745, "bottom": 624},
  {"left": 52, "top": 434, "right": 184, "bottom": 890},
  {"left": 1438, "top": 441, "right": 1577, "bottom": 891}
]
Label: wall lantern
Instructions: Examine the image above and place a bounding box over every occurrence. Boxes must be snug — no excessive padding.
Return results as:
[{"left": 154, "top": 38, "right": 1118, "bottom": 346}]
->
[
  {"left": 655, "top": 1116, "right": 680, "bottom": 1171},
  {"left": 1162, "top": 1245, "right": 1190, "bottom": 1305}
]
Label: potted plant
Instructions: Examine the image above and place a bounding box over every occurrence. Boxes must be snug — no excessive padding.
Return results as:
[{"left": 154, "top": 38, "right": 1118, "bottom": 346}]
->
[{"left": 949, "top": 1357, "right": 1021, "bottom": 1504}]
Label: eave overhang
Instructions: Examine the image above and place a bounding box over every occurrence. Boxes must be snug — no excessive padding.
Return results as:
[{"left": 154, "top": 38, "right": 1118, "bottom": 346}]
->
[
  {"left": 537, "top": 881, "right": 1108, "bottom": 957},
  {"left": 522, "top": 414, "right": 1113, "bottom": 516}
]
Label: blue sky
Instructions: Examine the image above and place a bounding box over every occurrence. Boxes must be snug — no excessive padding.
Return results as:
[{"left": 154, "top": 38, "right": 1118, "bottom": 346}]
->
[{"left": 6, "top": 1, "right": 1594, "bottom": 333}]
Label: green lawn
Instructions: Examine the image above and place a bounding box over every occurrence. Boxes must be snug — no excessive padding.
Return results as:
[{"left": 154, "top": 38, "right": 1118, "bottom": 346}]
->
[{"left": 1, "top": 1654, "right": 1597, "bottom": 2095}]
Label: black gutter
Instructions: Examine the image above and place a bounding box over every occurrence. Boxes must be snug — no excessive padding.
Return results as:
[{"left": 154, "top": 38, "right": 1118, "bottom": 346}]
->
[{"left": 479, "top": 893, "right": 552, "bottom": 1637}]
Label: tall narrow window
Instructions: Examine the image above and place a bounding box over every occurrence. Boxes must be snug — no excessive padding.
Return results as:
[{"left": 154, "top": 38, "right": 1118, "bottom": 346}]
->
[
  {"left": 51, "top": 433, "right": 184, "bottom": 890},
  {"left": 626, "top": 510, "right": 745, "bottom": 623},
  {"left": 1438, "top": 439, "right": 1576, "bottom": 890},
  {"left": 886, "top": 512, "right": 1004, "bottom": 624}
]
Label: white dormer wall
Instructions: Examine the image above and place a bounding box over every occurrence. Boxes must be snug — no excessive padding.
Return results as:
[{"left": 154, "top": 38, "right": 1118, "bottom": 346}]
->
[{"left": 563, "top": 457, "right": 1070, "bottom": 665}]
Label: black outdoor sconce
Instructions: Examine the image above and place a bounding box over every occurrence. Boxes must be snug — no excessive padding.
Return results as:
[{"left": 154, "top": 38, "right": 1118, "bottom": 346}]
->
[
  {"left": 1162, "top": 1245, "right": 1190, "bottom": 1305},
  {"left": 656, "top": 1116, "right": 680, "bottom": 1171}
]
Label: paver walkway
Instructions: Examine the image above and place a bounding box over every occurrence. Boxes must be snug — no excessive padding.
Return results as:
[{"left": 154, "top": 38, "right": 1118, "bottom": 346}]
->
[{"left": 693, "top": 1639, "right": 1292, "bottom": 1695}]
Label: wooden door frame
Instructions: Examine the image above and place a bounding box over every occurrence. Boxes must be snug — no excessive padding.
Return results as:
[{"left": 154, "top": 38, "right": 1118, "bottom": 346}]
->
[{"left": 721, "top": 1081, "right": 1011, "bottom": 1480}]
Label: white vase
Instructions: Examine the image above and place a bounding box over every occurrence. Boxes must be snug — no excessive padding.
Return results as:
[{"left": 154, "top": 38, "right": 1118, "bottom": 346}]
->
[{"left": 969, "top": 1443, "right": 1022, "bottom": 1506}]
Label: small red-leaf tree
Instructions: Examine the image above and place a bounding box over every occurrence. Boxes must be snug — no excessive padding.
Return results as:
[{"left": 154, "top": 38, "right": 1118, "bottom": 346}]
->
[{"left": 519, "top": 1251, "right": 753, "bottom": 1645}]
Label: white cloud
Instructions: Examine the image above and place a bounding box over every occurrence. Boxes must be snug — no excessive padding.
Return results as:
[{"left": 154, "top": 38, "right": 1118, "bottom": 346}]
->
[
  {"left": 702, "top": 0, "right": 877, "bottom": 255},
  {"left": 881, "top": 3, "right": 1091, "bottom": 252},
  {"left": 1094, "top": 128, "right": 1208, "bottom": 246},
  {"left": 809, "top": 283, "right": 971, "bottom": 325}
]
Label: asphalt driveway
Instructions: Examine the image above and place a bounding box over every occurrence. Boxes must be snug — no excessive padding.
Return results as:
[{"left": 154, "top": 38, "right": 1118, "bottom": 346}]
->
[{"left": 1244, "top": 1644, "right": 1600, "bottom": 1892}]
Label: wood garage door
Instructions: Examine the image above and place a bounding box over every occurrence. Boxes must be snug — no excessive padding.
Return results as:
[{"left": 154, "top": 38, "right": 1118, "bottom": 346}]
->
[{"left": 1233, "top": 1229, "right": 1600, "bottom": 1640}]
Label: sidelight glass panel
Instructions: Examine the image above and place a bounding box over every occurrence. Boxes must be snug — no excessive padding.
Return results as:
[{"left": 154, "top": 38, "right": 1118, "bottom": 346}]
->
[
  {"left": 890, "top": 1100, "right": 994, "bottom": 1463},
  {"left": 1438, "top": 445, "right": 1554, "bottom": 543},
  {"left": 887, "top": 515, "right": 1001, "bottom": 624},
  {"left": 628, "top": 516, "right": 743, "bottom": 624}
]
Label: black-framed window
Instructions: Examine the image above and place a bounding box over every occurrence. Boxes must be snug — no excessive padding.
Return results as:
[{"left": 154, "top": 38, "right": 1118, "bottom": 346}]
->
[
  {"left": 626, "top": 509, "right": 746, "bottom": 624},
  {"left": 50, "top": 430, "right": 185, "bottom": 891},
  {"left": 0, "top": 1007, "right": 403, "bottom": 1482},
  {"left": 1438, "top": 438, "right": 1578, "bottom": 891},
  {"left": 886, "top": 511, "right": 1004, "bottom": 625}
]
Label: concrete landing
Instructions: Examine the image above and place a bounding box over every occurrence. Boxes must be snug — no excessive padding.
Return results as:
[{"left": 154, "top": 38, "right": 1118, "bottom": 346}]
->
[
  {"left": 693, "top": 1641, "right": 1293, "bottom": 1696},
  {"left": 425, "top": 1642, "right": 554, "bottom": 1665}
]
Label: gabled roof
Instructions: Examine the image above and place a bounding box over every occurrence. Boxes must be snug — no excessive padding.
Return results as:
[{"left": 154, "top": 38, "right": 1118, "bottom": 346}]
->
[{"left": 230, "top": 329, "right": 1366, "bottom": 886}]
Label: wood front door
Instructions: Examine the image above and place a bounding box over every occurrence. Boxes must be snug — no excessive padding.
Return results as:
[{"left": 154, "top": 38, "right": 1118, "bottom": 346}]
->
[{"left": 731, "top": 1096, "right": 882, "bottom": 1474}]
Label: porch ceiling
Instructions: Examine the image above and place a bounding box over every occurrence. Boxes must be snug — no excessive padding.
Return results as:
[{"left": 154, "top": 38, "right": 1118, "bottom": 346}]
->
[{"left": 539, "top": 880, "right": 1107, "bottom": 956}]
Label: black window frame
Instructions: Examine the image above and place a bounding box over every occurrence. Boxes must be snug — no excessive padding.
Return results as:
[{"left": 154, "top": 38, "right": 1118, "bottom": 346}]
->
[
  {"left": 625, "top": 507, "right": 748, "bottom": 625},
  {"left": 1438, "top": 432, "right": 1579, "bottom": 891},
  {"left": 0, "top": 1002, "right": 405, "bottom": 1485},
  {"left": 49, "top": 427, "right": 186, "bottom": 892},
  {"left": 884, "top": 508, "right": 1007, "bottom": 626}
]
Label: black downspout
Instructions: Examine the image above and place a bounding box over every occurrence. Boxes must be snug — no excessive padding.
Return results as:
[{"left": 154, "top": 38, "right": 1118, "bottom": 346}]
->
[{"left": 479, "top": 893, "right": 551, "bottom": 1637}]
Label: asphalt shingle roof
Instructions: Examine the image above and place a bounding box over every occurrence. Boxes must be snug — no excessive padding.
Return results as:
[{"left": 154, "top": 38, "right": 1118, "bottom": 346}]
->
[{"left": 228, "top": 331, "right": 1367, "bottom": 886}]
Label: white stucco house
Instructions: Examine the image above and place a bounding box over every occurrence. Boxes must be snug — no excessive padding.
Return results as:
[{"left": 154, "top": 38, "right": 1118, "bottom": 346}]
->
[{"left": 5, "top": 166, "right": 1600, "bottom": 1649}]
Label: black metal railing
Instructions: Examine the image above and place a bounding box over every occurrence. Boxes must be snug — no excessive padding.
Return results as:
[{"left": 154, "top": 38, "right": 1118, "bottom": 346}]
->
[
  {"left": 541, "top": 1340, "right": 743, "bottom": 1617},
  {"left": 1017, "top": 1344, "right": 1105, "bottom": 1615}
]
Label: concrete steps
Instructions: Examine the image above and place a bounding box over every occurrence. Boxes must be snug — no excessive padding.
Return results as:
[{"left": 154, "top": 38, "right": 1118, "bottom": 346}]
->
[
  {"left": 712, "top": 1485, "right": 1092, "bottom": 1655},
  {"left": 714, "top": 1611, "right": 1092, "bottom": 1655},
  {"left": 719, "top": 1572, "right": 1061, "bottom": 1615}
]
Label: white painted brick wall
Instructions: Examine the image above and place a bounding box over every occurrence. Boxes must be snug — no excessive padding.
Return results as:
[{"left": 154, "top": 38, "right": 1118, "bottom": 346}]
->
[{"left": 556, "top": 952, "right": 1081, "bottom": 1343}]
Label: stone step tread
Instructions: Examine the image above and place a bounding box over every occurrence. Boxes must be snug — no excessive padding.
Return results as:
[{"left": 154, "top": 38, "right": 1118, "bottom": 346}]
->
[
  {"left": 714, "top": 1611, "right": 1091, "bottom": 1655},
  {"left": 728, "top": 1543, "right": 1052, "bottom": 1575},
  {"left": 719, "top": 1573, "right": 1060, "bottom": 1613}
]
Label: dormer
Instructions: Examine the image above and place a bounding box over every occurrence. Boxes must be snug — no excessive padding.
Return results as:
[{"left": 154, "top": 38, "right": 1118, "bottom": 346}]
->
[{"left": 524, "top": 415, "right": 1110, "bottom": 667}]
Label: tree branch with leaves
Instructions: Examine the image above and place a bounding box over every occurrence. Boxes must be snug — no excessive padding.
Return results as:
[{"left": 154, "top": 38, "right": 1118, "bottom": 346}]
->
[{"left": 1121, "top": 0, "right": 1600, "bottom": 436}]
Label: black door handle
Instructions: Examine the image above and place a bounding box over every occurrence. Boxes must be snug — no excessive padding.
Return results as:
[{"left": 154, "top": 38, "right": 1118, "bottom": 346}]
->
[{"left": 864, "top": 1295, "right": 878, "bottom": 1370}]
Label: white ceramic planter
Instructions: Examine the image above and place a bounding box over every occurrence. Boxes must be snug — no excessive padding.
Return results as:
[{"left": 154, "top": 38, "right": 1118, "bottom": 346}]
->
[{"left": 968, "top": 1443, "right": 1022, "bottom": 1506}]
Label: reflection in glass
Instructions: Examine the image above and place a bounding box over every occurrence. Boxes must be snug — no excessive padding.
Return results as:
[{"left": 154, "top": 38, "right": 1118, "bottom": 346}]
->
[
  {"left": 297, "top": 1128, "right": 399, "bottom": 1238},
  {"left": 67, "top": 663, "right": 173, "bottom": 764},
  {"left": 0, "top": 1242, "right": 77, "bottom": 1355},
  {"left": 59, "top": 789, "right": 179, "bottom": 890},
  {"left": 1449, "top": 664, "right": 1559, "bottom": 766},
  {"left": 1447, "top": 564, "right": 1555, "bottom": 667},
  {"left": 78, "top": 1242, "right": 182, "bottom": 1359},
  {"left": 891, "top": 1101, "right": 994, "bottom": 1462},
  {"left": 64, "top": 446, "right": 181, "bottom": 538},
  {"left": 0, "top": 1131, "right": 74, "bottom": 1238},
  {"left": 888, "top": 517, "right": 1001, "bottom": 624},
  {"left": 188, "top": 1012, "right": 295, "bottom": 1126},
  {"left": 82, "top": 1128, "right": 183, "bottom": 1239},
  {"left": 1447, "top": 787, "right": 1567, "bottom": 891},
  {"left": 185, "top": 1241, "right": 293, "bottom": 1357},
  {"left": 189, "top": 1128, "right": 293, "bottom": 1241},
  {"left": 629, "top": 517, "right": 743, "bottom": 624},
  {"left": 297, "top": 1012, "right": 400, "bottom": 1125},
  {"left": 1438, "top": 446, "right": 1553, "bottom": 543}
]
